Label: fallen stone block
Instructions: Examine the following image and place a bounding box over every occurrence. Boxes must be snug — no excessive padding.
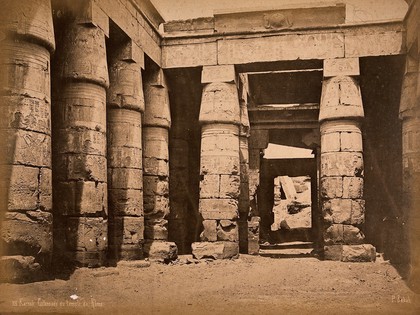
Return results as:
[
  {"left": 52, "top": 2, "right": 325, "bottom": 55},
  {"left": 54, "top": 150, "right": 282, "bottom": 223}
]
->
[
  {"left": 2, "top": 211, "right": 53, "bottom": 258},
  {"left": 143, "top": 241, "right": 178, "bottom": 262},
  {"left": 341, "top": 244, "right": 376, "bottom": 262},
  {"left": 0, "top": 255, "right": 42, "bottom": 283},
  {"left": 192, "top": 241, "right": 239, "bottom": 259},
  {"left": 324, "top": 245, "right": 343, "bottom": 261}
]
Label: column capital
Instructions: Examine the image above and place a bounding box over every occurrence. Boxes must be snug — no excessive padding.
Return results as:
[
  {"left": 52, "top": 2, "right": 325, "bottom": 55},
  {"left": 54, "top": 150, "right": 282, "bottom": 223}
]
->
[
  {"left": 319, "top": 76, "right": 364, "bottom": 122},
  {"left": 108, "top": 41, "right": 145, "bottom": 112},
  {"left": 144, "top": 68, "right": 171, "bottom": 128},
  {"left": 202, "top": 65, "right": 236, "bottom": 84},
  {"left": 323, "top": 58, "right": 360, "bottom": 78},
  {"left": 199, "top": 82, "right": 240, "bottom": 125}
]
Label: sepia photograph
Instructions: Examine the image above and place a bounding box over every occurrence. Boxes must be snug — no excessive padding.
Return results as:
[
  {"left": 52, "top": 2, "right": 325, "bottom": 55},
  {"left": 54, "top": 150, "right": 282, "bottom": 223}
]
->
[{"left": 0, "top": 0, "right": 419, "bottom": 314}]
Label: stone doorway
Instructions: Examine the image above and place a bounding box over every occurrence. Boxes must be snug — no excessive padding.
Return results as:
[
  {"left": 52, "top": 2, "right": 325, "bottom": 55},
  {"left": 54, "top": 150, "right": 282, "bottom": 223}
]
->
[{"left": 258, "top": 151, "right": 320, "bottom": 257}]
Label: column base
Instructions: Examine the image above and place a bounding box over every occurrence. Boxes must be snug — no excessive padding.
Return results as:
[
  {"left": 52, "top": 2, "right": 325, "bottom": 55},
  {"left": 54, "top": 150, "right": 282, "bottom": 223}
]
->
[
  {"left": 192, "top": 241, "right": 239, "bottom": 260},
  {"left": 324, "top": 244, "right": 376, "bottom": 262},
  {"left": 143, "top": 240, "right": 178, "bottom": 262}
]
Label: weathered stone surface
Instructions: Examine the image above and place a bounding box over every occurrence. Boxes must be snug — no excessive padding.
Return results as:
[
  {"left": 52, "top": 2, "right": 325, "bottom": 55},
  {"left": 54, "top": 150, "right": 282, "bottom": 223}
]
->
[
  {"left": 343, "top": 225, "right": 365, "bottom": 244},
  {"left": 109, "top": 217, "right": 144, "bottom": 245},
  {"left": 342, "top": 177, "right": 364, "bottom": 198},
  {"left": 0, "top": 41, "right": 51, "bottom": 101},
  {"left": 39, "top": 168, "right": 52, "bottom": 211},
  {"left": 321, "top": 131, "right": 341, "bottom": 153},
  {"left": 8, "top": 165, "right": 39, "bottom": 211},
  {"left": 108, "top": 147, "right": 142, "bottom": 169},
  {"left": 217, "top": 220, "right": 238, "bottom": 242},
  {"left": 108, "top": 189, "right": 143, "bottom": 216},
  {"left": 57, "top": 24, "right": 108, "bottom": 87},
  {"left": 324, "top": 224, "right": 344, "bottom": 244},
  {"left": 321, "top": 152, "right": 364, "bottom": 177},
  {"left": 192, "top": 242, "right": 239, "bottom": 259},
  {"left": 340, "top": 131, "right": 363, "bottom": 152},
  {"left": 341, "top": 244, "right": 376, "bottom": 262},
  {"left": 59, "top": 154, "right": 107, "bottom": 182},
  {"left": 323, "top": 199, "right": 352, "bottom": 224},
  {"left": 324, "top": 58, "right": 360, "bottom": 77},
  {"left": 143, "top": 158, "right": 169, "bottom": 177},
  {"left": 55, "top": 83, "right": 107, "bottom": 131},
  {"left": 0, "top": 0, "right": 55, "bottom": 51},
  {"left": 200, "top": 220, "right": 217, "bottom": 242},
  {"left": 55, "top": 181, "right": 107, "bottom": 216},
  {"left": 319, "top": 76, "right": 364, "bottom": 122},
  {"left": 351, "top": 199, "right": 365, "bottom": 224},
  {"left": 144, "top": 194, "right": 170, "bottom": 218},
  {"left": 0, "top": 256, "right": 42, "bottom": 283},
  {"left": 108, "top": 168, "right": 143, "bottom": 190},
  {"left": 108, "top": 55, "right": 145, "bottom": 112},
  {"left": 202, "top": 65, "right": 235, "bottom": 84},
  {"left": 1, "top": 211, "right": 53, "bottom": 257},
  {"left": 200, "top": 199, "right": 239, "bottom": 220},
  {"left": 200, "top": 175, "right": 220, "bottom": 198},
  {"left": 55, "top": 129, "right": 106, "bottom": 155},
  {"left": 107, "top": 109, "right": 143, "bottom": 147},
  {"left": 162, "top": 42, "right": 217, "bottom": 69},
  {"left": 248, "top": 217, "right": 260, "bottom": 255},
  {"left": 143, "top": 176, "right": 169, "bottom": 196},
  {"left": 0, "top": 96, "right": 50, "bottom": 135},
  {"left": 143, "top": 241, "right": 178, "bottom": 261},
  {"left": 65, "top": 217, "right": 108, "bottom": 252},
  {"left": 219, "top": 175, "right": 240, "bottom": 199},
  {"left": 320, "top": 177, "right": 343, "bottom": 199},
  {"left": 200, "top": 156, "right": 240, "bottom": 175},
  {"left": 200, "top": 83, "right": 240, "bottom": 125},
  {"left": 324, "top": 245, "right": 343, "bottom": 261},
  {"left": 143, "top": 128, "right": 169, "bottom": 159},
  {"left": 144, "top": 219, "right": 168, "bottom": 240},
  {"left": 344, "top": 31, "right": 404, "bottom": 58},
  {"left": 143, "top": 72, "right": 171, "bottom": 128},
  {"left": 217, "top": 33, "right": 344, "bottom": 65},
  {"left": 5, "top": 130, "right": 51, "bottom": 167}
]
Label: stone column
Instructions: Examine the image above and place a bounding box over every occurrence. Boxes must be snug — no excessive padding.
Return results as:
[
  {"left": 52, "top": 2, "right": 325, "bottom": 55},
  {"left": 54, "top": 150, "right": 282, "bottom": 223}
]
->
[
  {"left": 192, "top": 65, "right": 240, "bottom": 259},
  {"left": 400, "top": 54, "right": 420, "bottom": 290},
  {"left": 53, "top": 15, "right": 109, "bottom": 267},
  {"left": 143, "top": 68, "right": 177, "bottom": 261},
  {"left": 248, "top": 129, "right": 269, "bottom": 245},
  {"left": 0, "top": 0, "right": 55, "bottom": 282},
  {"left": 320, "top": 58, "right": 375, "bottom": 262},
  {"left": 107, "top": 41, "right": 145, "bottom": 261}
]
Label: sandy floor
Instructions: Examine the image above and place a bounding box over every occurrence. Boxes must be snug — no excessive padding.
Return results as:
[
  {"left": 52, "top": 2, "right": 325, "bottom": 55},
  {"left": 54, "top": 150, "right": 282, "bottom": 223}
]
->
[{"left": 0, "top": 255, "right": 419, "bottom": 315}]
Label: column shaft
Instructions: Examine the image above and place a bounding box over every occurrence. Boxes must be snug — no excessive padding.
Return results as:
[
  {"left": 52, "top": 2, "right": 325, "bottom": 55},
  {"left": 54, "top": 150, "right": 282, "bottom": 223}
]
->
[
  {"left": 143, "top": 68, "right": 177, "bottom": 261},
  {"left": 400, "top": 54, "right": 420, "bottom": 290},
  {"left": 107, "top": 41, "right": 145, "bottom": 261},
  {"left": 320, "top": 60, "right": 375, "bottom": 262},
  {"left": 0, "top": 0, "right": 55, "bottom": 282},
  {"left": 53, "top": 20, "right": 109, "bottom": 267},
  {"left": 192, "top": 66, "right": 241, "bottom": 259}
]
